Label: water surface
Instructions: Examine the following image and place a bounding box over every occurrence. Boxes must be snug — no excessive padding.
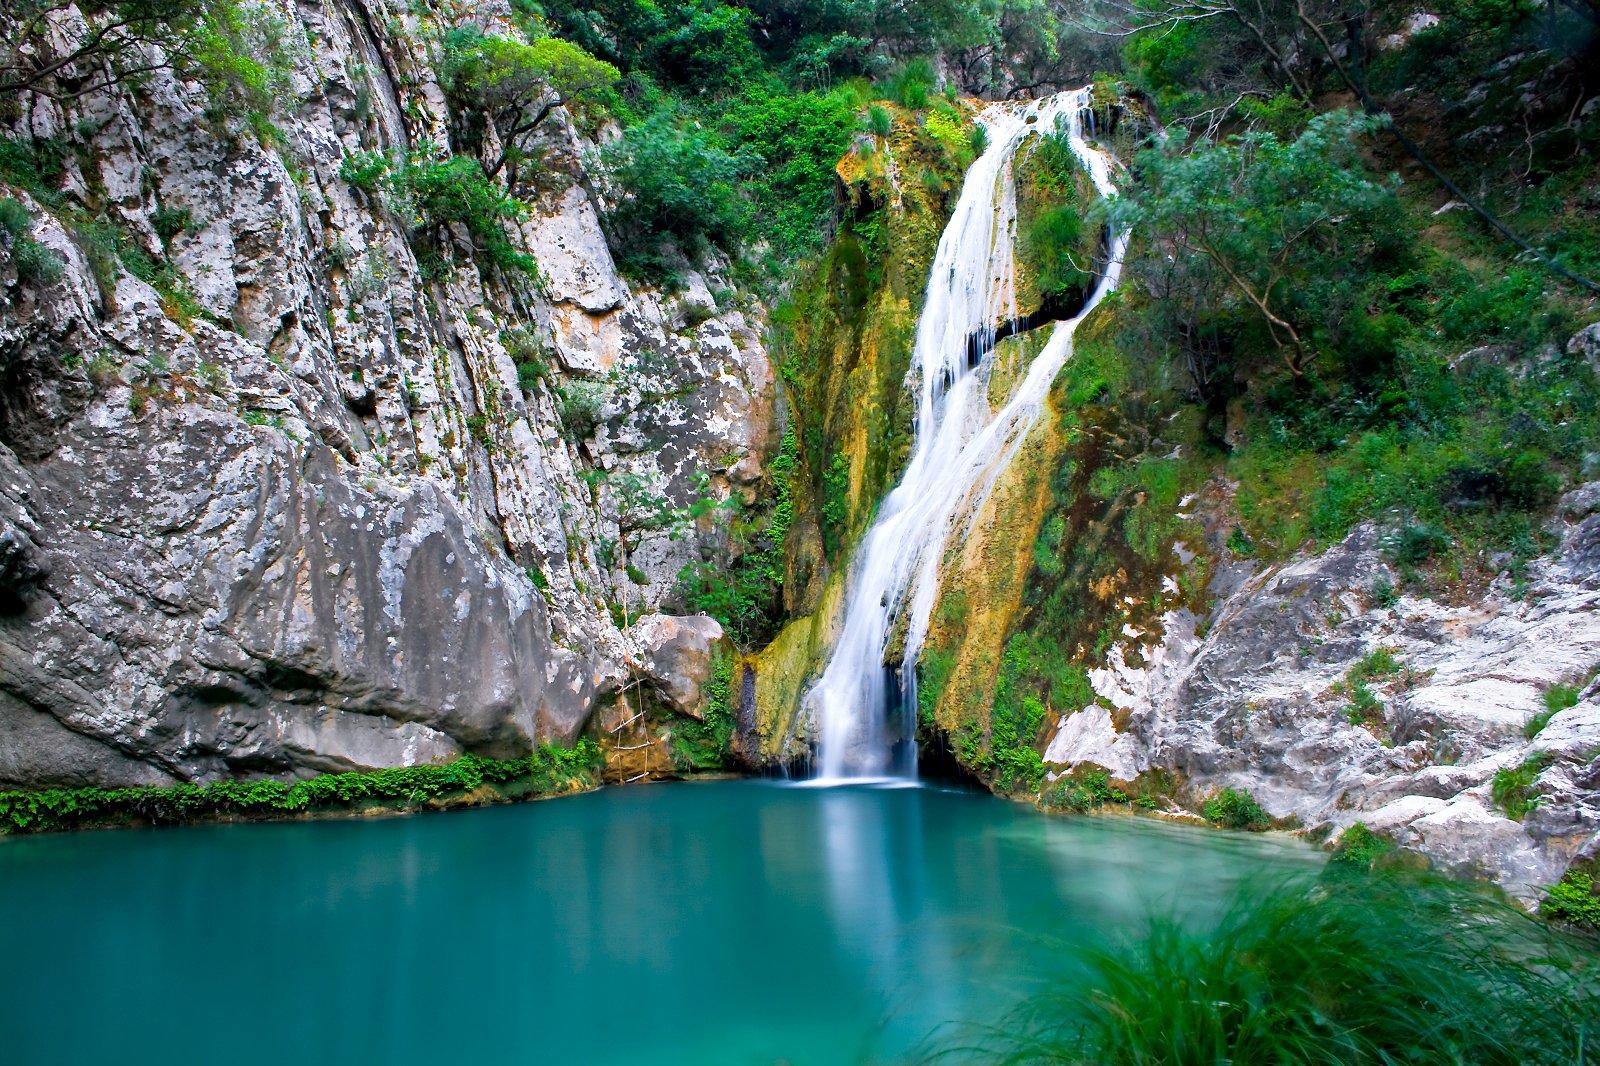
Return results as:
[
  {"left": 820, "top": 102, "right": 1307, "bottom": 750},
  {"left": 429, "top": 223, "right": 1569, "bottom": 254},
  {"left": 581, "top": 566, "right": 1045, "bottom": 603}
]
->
[{"left": 0, "top": 780, "right": 1319, "bottom": 1064}]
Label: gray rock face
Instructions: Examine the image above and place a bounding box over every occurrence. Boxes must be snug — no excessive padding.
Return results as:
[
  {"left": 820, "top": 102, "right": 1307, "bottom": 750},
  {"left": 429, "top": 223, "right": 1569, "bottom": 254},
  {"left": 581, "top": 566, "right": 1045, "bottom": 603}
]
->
[
  {"left": 1045, "top": 485, "right": 1600, "bottom": 899},
  {"left": 628, "top": 614, "right": 724, "bottom": 718},
  {"left": 0, "top": 1, "right": 771, "bottom": 786}
]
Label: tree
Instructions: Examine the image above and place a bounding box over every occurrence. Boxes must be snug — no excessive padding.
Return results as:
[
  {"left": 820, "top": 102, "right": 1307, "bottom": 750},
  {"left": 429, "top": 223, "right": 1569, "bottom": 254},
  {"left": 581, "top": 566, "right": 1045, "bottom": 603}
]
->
[
  {"left": 1, "top": 0, "right": 285, "bottom": 123},
  {"left": 1107, "top": 110, "right": 1401, "bottom": 375},
  {"left": 598, "top": 113, "right": 753, "bottom": 278},
  {"left": 442, "top": 28, "right": 618, "bottom": 188}
]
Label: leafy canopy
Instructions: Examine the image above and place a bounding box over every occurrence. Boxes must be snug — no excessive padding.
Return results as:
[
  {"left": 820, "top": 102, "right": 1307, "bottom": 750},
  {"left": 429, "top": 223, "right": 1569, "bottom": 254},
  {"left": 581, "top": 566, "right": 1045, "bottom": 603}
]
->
[{"left": 1107, "top": 110, "right": 1403, "bottom": 373}]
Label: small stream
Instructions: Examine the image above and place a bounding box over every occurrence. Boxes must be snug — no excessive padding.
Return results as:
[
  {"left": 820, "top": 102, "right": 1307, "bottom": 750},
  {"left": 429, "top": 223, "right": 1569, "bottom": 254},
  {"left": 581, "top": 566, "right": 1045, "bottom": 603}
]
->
[{"left": 0, "top": 782, "right": 1319, "bottom": 1064}]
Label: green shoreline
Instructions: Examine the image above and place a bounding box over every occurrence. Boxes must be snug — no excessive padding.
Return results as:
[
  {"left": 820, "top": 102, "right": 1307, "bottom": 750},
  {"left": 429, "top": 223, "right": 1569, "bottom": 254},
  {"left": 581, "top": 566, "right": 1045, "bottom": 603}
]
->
[{"left": 0, "top": 744, "right": 603, "bottom": 836}]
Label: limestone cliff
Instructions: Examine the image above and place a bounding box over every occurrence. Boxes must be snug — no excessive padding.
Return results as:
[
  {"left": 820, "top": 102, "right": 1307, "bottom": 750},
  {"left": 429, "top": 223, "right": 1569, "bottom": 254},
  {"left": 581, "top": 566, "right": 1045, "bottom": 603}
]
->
[{"left": 0, "top": 0, "right": 772, "bottom": 786}]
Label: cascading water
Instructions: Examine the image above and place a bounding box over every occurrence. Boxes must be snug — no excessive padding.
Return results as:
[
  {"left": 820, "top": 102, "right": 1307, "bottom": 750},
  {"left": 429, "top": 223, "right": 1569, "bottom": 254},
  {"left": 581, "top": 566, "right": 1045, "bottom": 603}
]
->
[{"left": 805, "top": 87, "right": 1130, "bottom": 783}]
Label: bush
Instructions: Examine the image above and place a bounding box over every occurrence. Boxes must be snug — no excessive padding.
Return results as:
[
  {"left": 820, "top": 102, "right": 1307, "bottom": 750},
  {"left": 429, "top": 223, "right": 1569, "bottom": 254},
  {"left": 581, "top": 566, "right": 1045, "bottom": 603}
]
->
[
  {"left": 599, "top": 113, "right": 752, "bottom": 278},
  {"left": 672, "top": 653, "right": 737, "bottom": 769},
  {"left": 878, "top": 57, "right": 935, "bottom": 108},
  {"left": 1043, "top": 767, "right": 1129, "bottom": 813},
  {"left": 985, "top": 873, "right": 1600, "bottom": 1063},
  {"left": 340, "top": 149, "right": 536, "bottom": 278},
  {"left": 0, "top": 196, "right": 64, "bottom": 285},
  {"left": 1328, "top": 821, "right": 1397, "bottom": 869},
  {"left": 557, "top": 380, "right": 607, "bottom": 441},
  {"left": 1202, "top": 786, "right": 1272, "bottom": 830},
  {"left": 1540, "top": 867, "right": 1600, "bottom": 931}
]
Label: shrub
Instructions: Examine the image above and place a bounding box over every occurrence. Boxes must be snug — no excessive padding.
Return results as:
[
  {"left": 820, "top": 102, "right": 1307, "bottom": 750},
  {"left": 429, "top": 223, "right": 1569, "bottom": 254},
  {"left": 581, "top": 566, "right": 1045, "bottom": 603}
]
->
[
  {"left": 1202, "top": 786, "right": 1271, "bottom": 830},
  {"left": 1328, "top": 821, "right": 1397, "bottom": 869},
  {"left": 1491, "top": 752, "right": 1553, "bottom": 820},
  {"left": 340, "top": 149, "right": 536, "bottom": 278},
  {"left": 1343, "top": 681, "right": 1382, "bottom": 727},
  {"left": 1043, "top": 766, "right": 1129, "bottom": 813},
  {"left": 599, "top": 113, "right": 752, "bottom": 278},
  {"left": 672, "top": 653, "right": 736, "bottom": 769},
  {"left": 878, "top": 57, "right": 935, "bottom": 108},
  {"left": 441, "top": 28, "right": 618, "bottom": 179},
  {"left": 151, "top": 206, "right": 194, "bottom": 244},
  {"left": 1, "top": 196, "right": 64, "bottom": 285},
  {"left": 984, "top": 873, "right": 1600, "bottom": 1063},
  {"left": 1540, "top": 867, "right": 1600, "bottom": 931},
  {"left": 867, "top": 105, "right": 892, "bottom": 138},
  {"left": 557, "top": 380, "right": 607, "bottom": 441}
]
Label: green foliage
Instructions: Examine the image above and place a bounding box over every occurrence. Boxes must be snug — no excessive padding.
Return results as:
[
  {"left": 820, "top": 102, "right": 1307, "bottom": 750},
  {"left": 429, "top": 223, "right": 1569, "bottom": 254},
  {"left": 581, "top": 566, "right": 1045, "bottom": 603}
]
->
[
  {"left": 0, "top": 137, "right": 67, "bottom": 205},
  {"left": 1342, "top": 681, "right": 1382, "bottom": 728},
  {"left": 987, "top": 873, "right": 1600, "bottom": 1064},
  {"left": 1328, "top": 821, "right": 1397, "bottom": 870},
  {"left": 340, "top": 149, "right": 536, "bottom": 278},
  {"left": 0, "top": 744, "right": 603, "bottom": 835},
  {"left": 441, "top": 27, "right": 618, "bottom": 180},
  {"left": 2, "top": 0, "right": 293, "bottom": 138},
  {"left": 1202, "top": 787, "right": 1271, "bottom": 830},
  {"left": 677, "top": 426, "right": 797, "bottom": 645},
  {"left": 599, "top": 113, "right": 752, "bottom": 279},
  {"left": 1524, "top": 683, "right": 1580, "bottom": 738},
  {"left": 1351, "top": 646, "right": 1401, "bottom": 681},
  {"left": 672, "top": 653, "right": 737, "bottom": 769},
  {"left": 1042, "top": 766, "right": 1129, "bottom": 813},
  {"left": 1540, "top": 866, "right": 1600, "bottom": 932},
  {"left": 722, "top": 87, "right": 856, "bottom": 261},
  {"left": 1491, "top": 752, "right": 1553, "bottom": 820},
  {"left": 1109, "top": 111, "right": 1402, "bottom": 375},
  {"left": 557, "top": 380, "right": 607, "bottom": 441},
  {"left": 0, "top": 197, "right": 63, "bottom": 285},
  {"left": 878, "top": 57, "right": 936, "bottom": 108},
  {"left": 151, "top": 206, "right": 193, "bottom": 244}
]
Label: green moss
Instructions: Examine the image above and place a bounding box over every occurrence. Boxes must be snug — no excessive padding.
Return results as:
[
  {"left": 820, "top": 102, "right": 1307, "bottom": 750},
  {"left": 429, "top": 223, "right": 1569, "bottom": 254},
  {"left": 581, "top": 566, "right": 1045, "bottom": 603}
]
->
[{"left": 0, "top": 744, "right": 603, "bottom": 835}]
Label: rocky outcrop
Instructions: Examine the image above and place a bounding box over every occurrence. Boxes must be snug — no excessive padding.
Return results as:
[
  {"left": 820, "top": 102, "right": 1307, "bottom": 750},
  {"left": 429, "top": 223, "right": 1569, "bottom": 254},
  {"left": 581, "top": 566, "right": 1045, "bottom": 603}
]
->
[
  {"left": 0, "top": 0, "right": 771, "bottom": 786},
  {"left": 1044, "top": 483, "right": 1600, "bottom": 898}
]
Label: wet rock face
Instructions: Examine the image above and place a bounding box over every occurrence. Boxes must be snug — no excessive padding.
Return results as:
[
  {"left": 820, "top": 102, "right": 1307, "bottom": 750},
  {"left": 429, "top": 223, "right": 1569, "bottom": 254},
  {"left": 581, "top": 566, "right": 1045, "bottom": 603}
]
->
[
  {"left": 1045, "top": 483, "right": 1600, "bottom": 899},
  {"left": 0, "top": 1, "right": 771, "bottom": 786}
]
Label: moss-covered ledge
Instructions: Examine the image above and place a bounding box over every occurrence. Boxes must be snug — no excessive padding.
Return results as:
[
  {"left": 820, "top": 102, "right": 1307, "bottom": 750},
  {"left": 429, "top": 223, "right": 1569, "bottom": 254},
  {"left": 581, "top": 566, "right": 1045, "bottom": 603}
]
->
[{"left": 0, "top": 744, "right": 603, "bottom": 836}]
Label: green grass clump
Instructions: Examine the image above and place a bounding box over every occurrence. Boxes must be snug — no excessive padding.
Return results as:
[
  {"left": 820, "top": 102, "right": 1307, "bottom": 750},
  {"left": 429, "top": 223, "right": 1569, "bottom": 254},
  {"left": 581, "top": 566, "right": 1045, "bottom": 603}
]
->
[
  {"left": 0, "top": 743, "right": 602, "bottom": 835},
  {"left": 1526, "top": 683, "right": 1581, "bottom": 738},
  {"left": 984, "top": 873, "right": 1600, "bottom": 1064},
  {"left": 1328, "top": 821, "right": 1397, "bottom": 870},
  {"left": 1491, "top": 752, "right": 1554, "bottom": 821},
  {"left": 1202, "top": 787, "right": 1272, "bottom": 830},
  {"left": 1540, "top": 866, "right": 1600, "bottom": 932}
]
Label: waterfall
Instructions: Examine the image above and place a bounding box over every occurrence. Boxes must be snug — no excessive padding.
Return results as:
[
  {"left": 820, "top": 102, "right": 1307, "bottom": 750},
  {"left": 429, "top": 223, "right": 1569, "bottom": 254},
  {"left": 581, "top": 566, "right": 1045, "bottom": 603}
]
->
[{"left": 805, "top": 88, "right": 1130, "bottom": 783}]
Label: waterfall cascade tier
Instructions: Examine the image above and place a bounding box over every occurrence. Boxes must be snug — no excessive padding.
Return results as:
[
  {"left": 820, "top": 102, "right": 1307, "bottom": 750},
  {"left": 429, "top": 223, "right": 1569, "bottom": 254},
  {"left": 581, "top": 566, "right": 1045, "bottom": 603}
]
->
[{"left": 805, "top": 87, "right": 1130, "bottom": 783}]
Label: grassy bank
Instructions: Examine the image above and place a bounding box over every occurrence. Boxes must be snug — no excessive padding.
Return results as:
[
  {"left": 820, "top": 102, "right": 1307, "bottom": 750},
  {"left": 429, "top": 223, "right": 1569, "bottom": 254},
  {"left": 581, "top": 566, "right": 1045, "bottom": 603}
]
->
[
  {"left": 978, "top": 867, "right": 1600, "bottom": 1064},
  {"left": 0, "top": 743, "right": 603, "bottom": 836}
]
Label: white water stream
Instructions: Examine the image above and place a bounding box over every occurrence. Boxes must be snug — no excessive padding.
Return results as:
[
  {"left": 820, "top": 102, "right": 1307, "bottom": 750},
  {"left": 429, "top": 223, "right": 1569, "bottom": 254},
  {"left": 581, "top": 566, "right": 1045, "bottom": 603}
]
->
[{"left": 806, "top": 88, "right": 1129, "bottom": 782}]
